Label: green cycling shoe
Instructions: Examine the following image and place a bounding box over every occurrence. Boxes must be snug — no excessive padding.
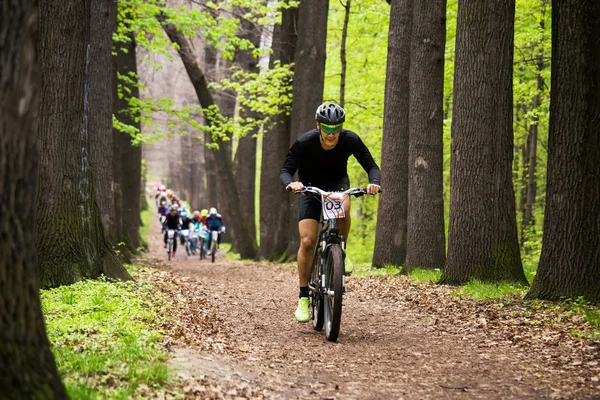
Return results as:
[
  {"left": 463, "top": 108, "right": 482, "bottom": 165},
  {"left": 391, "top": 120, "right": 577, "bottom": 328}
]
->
[{"left": 295, "top": 297, "right": 310, "bottom": 322}]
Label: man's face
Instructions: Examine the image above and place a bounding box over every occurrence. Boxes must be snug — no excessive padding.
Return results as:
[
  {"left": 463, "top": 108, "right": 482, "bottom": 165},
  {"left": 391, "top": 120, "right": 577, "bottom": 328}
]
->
[
  {"left": 170, "top": 210, "right": 177, "bottom": 215},
  {"left": 318, "top": 122, "right": 342, "bottom": 148}
]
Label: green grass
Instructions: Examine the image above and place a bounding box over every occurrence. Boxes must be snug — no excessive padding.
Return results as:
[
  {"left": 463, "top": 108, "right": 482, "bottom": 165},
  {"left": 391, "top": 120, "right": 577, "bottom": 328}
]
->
[
  {"left": 451, "top": 280, "right": 528, "bottom": 300},
  {"left": 139, "top": 209, "right": 154, "bottom": 246},
  {"left": 41, "top": 266, "right": 171, "bottom": 398}
]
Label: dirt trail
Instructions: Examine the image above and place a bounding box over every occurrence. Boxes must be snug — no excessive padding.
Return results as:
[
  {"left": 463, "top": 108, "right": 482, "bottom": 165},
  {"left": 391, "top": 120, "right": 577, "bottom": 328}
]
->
[{"left": 147, "top": 223, "right": 599, "bottom": 399}]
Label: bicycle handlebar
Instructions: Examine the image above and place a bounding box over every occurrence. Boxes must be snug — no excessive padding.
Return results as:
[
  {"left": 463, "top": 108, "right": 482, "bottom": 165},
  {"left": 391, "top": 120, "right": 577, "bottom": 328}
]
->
[{"left": 286, "top": 185, "right": 381, "bottom": 197}]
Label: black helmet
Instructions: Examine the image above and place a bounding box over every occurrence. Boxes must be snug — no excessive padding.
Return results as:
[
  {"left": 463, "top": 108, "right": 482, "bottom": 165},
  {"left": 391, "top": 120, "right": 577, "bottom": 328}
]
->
[{"left": 315, "top": 102, "right": 346, "bottom": 124}]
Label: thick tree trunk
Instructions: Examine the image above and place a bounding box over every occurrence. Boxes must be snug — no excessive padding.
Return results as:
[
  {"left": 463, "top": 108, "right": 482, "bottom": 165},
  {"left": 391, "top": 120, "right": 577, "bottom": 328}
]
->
[
  {"left": 284, "top": 0, "right": 330, "bottom": 258},
  {"left": 89, "top": 0, "right": 117, "bottom": 241},
  {"left": 525, "top": 0, "right": 600, "bottom": 302},
  {"left": 38, "top": 0, "right": 132, "bottom": 288},
  {"left": 440, "top": 0, "right": 527, "bottom": 285},
  {"left": 405, "top": 0, "right": 447, "bottom": 269},
  {"left": 372, "top": 0, "right": 412, "bottom": 268},
  {"left": 0, "top": 2, "right": 68, "bottom": 397},
  {"left": 160, "top": 18, "right": 259, "bottom": 259},
  {"left": 113, "top": 31, "right": 143, "bottom": 256},
  {"left": 259, "top": 6, "right": 298, "bottom": 260}
]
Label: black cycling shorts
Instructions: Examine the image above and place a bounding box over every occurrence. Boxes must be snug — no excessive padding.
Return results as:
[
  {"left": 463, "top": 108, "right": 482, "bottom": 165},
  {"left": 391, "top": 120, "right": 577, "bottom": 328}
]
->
[{"left": 298, "top": 178, "right": 350, "bottom": 222}]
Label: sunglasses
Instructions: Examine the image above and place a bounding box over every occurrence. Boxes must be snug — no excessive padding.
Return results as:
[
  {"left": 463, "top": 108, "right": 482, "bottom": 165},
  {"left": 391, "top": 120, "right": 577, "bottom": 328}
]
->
[{"left": 320, "top": 123, "right": 342, "bottom": 135}]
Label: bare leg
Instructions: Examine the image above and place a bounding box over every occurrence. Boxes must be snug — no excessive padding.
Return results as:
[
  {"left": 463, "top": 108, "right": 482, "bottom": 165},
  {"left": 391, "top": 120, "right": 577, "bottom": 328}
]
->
[{"left": 297, "top": 219, "right": 319, "bottom": 286}]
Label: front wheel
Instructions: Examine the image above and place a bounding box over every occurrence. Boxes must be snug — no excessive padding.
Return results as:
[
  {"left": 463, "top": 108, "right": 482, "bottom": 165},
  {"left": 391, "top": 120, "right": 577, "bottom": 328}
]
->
[
  {"left": 311, "top": 247, "right": 324, "bottom": 331},
  {"left": 324, "top": 244, "right": 344, "bottom": 342},
  {"left": 199, "top": 239, "right": 206, "bottom": 260},
  {"left": 211, "top": 237, "right": 217, "bottom": 263},
  {"left": 167, "top": 239, "right": 173, "bottom": 261}
]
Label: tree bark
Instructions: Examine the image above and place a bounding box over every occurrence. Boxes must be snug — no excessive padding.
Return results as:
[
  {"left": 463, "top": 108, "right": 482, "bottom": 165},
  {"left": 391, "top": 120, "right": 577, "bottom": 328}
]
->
[
  {"left": 525, "top": 0, "right": 600, "bottom": 302},
  {"left": 405, "top": 0, "right": 447, "bottom": 269},
  {"left": 440, "top": 0, "right": 527, "bottom": 285},
  {"left": 340, "top": 0, "right": 351, "bottom": 107},
  {"left": 284, "top": 0, "right": 330, "bottom": 258},
  {"left": 259, "top": 6, "right": 298, "bottom": 260},
  {"left": 113, "top": 30, "right": 143, "bottom": 256},
  {"left": 89, "top": 0, "right": 117, "bottom": 241},
  {"left": 372, "top": 0, "right": 412, "bottom": 268},
  {"left": 38, "top": 0, "right": 132, "bottom": 288},
  {"left": 0, "top": 1, "right": 68, "bottom": 397},
  {"left": 233, "top": 14, "right": 261, "bottom": 248},
  {"left": 160, "top": 17, "right": 259, "bottom": 259}
]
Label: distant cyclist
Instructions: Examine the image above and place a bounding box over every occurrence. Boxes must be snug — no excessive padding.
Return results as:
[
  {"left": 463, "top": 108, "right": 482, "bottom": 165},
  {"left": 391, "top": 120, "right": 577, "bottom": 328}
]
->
[
  {"left": 280, "top": 102, "right": 381, "bottom": 322},
  {"left": 180, "top": 210, "right": 195, "bottom": 252},
  {"left": 163, "top": 205, "right": 181, "bottom": 258},
  {"left": 204, "top": 207, "right": 223, "bottom": 254}
]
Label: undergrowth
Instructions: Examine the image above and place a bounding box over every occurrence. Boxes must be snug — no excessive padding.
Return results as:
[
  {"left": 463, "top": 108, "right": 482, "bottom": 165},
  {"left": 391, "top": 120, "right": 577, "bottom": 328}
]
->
[{"left": 41, "top": 265, "right": 172, "bottom": 398}]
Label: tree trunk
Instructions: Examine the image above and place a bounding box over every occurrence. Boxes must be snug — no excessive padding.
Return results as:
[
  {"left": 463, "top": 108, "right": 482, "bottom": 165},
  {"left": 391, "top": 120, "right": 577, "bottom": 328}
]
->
[
  {"left": 259, "top": 6, "right": 298, "bottom": 260},
  {"left": 204, "top": 44, "right": 219, "bottom": 208},
  {"left": 284, "top": 0, "right": 330, "bottom": 258},
  {"left": 89, "top": 0, "right": 117, "bottom": 241},
  {"left": 372, "top": 0, "right": 412, "bottom": 268},
  {"left": 340, "top": 0, "right": 351, "bottom": 107},
  {"left": 525, "top": 0, "right": 600, "bottom": 302},
  {"left": 113, "top": 30, "right": 143, "bottom": 256},
  {"left": 160, "top": 17, "right": 259, "bottom": 259},
  {"left": 0, "top": 2, "right": 68, "bottom": 397},
  {"left": 522, "top": 52, "right": 544, "bottom": 243},
  {"left": 38, "top": 0, "right": 132, "bottom": 288},
  {"left": 233, "top": 14, "right": 261, "bottom": 248},
  {"left": 405, "top": 0, "right": 447, "bottom": 269},
  {"left": 440, "top": 0, "right": 527, "bottom": 285}
]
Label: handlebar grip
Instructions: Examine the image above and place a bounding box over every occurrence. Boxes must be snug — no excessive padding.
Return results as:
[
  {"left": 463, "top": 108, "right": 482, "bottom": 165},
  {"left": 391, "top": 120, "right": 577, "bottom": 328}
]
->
[{"left": 286, "top": 185, "right": 292, "bottom": 192}]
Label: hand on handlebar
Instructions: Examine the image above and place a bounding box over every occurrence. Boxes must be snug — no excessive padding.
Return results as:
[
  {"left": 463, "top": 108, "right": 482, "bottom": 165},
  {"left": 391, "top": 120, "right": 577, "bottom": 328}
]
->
[
  {"left": 286, "top": 182, "right": 305, "bottom": 193},
  {"left": 366, "top": 183, "right": 381, "bottom": 195}
]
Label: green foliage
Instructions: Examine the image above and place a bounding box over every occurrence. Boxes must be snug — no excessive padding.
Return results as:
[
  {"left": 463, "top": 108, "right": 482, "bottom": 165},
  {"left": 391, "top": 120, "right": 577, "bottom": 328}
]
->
[
  {"left": 112, "top": 0, "right": 298, "bottom": 150},
  {"left": 139, "top": 209, "right": 154, "bottom": 245},
  {"left": 41, "top": 272, "right": 171, "bottom": 397}
]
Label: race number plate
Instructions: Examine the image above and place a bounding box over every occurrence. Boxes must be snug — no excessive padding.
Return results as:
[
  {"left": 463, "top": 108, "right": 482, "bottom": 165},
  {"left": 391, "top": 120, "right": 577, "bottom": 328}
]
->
[
  {"left": 167, "top": 230, "right": 175, "bottom": 238},
  {"left": 322, "top": 192, "right": 345, "bottom": 220}
]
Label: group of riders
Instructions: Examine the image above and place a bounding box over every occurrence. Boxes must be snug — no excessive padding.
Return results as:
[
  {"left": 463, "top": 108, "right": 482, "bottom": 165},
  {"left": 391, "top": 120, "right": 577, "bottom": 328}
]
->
[{"left": 151, "top": 187, "right": 225, "bottom": 259}]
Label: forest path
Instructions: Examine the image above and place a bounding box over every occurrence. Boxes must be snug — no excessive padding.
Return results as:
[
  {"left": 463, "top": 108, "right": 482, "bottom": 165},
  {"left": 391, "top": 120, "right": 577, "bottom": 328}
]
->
[{"left": 146, "top": 223, "right": 598, "bottom": 399}]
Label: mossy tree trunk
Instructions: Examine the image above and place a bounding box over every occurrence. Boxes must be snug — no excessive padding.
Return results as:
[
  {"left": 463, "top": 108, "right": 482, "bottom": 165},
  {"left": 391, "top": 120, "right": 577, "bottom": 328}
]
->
[
  {"left": 0, "top": 1, "right": 68, "bottom": 397},
  {"left": 440, "top": 0, "right": 527, "bottom": 285},
  {"left": 38, "top": 0, "right": 133, "bottom": 288},
  {"left": 525, "top": 0, "right": 600, "bottom": 302}
]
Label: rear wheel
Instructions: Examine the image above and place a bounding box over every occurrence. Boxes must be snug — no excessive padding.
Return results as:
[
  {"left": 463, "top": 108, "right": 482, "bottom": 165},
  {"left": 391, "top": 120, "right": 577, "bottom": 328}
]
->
[
  {"left": 324, "top": 244, "right": 344, "bottom": 342},
  {"left": 311, "top": 247, "right": 324, "bottom": 331}
]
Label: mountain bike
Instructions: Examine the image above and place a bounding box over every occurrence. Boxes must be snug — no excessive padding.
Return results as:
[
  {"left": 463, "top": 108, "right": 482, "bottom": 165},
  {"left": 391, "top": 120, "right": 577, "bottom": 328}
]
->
[
  {"left": 209, "top": 229, "right": 219, "bottom": 263},
  {"left": 290, "top": 186, "right": 376, "bottom": 342},
  {"left": 181, "top": 229, "right": 191, "bottom": 256},
  {"left": 166, "top": 229, "right": 177, "bottom": 261},
  {"left": 198, "top": 226, "right": 207, "bottom": 260}
]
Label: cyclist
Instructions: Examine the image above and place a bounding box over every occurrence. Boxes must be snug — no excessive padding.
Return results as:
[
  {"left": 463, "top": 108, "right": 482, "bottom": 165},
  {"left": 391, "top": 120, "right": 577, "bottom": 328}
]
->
[
  {"left": 163, "top": 205, "right": 181, "bottom": 258},
  {"left": 180, "top": 210, "right": 195, "bottom": 253},
  {"left": 280, "top": 102, "right": 381, "bottom": 322},
  {"left": 204, "top": 207, "right": 223, "bottom": 255}
]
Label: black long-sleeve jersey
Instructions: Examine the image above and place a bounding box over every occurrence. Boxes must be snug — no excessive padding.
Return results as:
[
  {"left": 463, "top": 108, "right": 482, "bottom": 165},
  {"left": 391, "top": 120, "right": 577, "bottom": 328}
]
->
[
  {"left": 164, "top": 213, "right": 181, "bottom": 230},
  {"left": 279, "top": 129, "right": 381, "bottom": 189}
]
